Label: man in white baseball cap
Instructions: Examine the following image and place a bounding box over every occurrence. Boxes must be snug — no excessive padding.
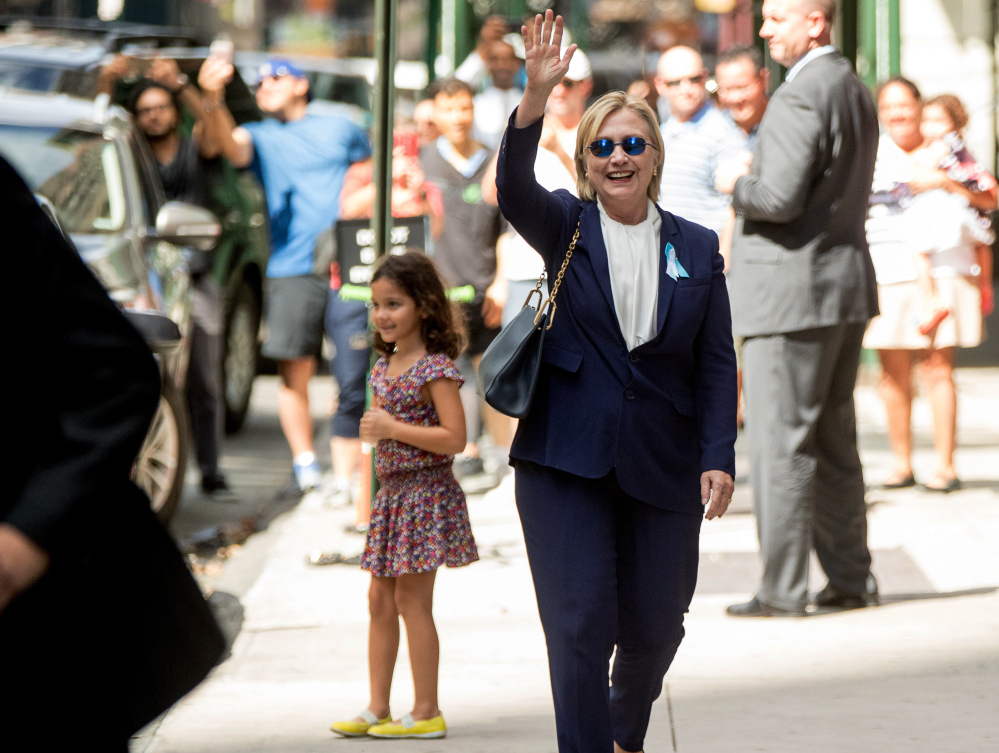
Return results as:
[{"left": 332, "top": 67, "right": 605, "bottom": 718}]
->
[{"left": 546, "top": 47, "right": 592, "bottom": 164}]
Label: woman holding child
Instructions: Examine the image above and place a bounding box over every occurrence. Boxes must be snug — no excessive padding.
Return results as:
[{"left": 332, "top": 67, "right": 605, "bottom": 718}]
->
[{"left": 866, "top": 77, "right": 996, "bottom": 492}]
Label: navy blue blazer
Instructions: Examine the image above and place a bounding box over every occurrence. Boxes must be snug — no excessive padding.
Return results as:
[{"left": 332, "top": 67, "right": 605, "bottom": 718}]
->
[{"left": 496, "top": 112, "right": 738, "bottom": 516}]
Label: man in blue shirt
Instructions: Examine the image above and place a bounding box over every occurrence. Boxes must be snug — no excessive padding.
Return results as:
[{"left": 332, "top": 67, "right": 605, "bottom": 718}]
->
[
  {"left": 654, "top": 45, "right": 745, "bottom": 236},
  {"left": 199, "top": 57, "right": 370, "bottom": 491}
]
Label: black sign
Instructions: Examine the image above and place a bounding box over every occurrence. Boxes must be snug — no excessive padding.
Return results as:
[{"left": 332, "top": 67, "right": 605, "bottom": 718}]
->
[{"left": 335, "top": 216, "right": 430, "bottom": 301}]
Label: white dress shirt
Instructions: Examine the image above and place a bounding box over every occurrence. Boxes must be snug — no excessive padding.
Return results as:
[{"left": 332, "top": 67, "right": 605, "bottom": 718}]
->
[
  {"left": 597, "top": 198, "right": 661, "bottom": 350},
  {"left": 784, "top": 45, "right": 837, "bottom": 82}
]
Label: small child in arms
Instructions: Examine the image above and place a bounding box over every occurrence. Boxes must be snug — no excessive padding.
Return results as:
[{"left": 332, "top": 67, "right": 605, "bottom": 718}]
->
[{"left": 911, "top": 95, "right": 995, "bottom": 334}]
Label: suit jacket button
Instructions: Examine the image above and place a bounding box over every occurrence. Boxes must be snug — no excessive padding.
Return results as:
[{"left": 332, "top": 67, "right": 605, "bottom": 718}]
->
[
  {"left": 625, "top": 389, "right": 636, "bottom": 400},
  {"left": 629, "top": 353, "right": 639, "bottom": 363}
]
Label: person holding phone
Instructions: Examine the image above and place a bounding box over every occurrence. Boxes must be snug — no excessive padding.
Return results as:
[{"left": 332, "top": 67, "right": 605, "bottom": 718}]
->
[
  {"left": 97, "top": 54, "right": 234, "bottom": 498},
  {"left": 198, "top": 56, "right": 371, "bottom": 494}
]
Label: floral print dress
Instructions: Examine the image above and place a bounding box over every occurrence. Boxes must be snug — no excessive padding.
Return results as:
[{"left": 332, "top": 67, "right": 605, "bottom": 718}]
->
[{"left": 361, "top": 352, "right": 478, "bottom": 577}]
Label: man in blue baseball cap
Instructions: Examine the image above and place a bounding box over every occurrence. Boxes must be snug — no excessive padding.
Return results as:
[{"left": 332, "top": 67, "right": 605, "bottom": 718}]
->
[{"left": 199, "top": 55, "right": 370, "bottom": 493}]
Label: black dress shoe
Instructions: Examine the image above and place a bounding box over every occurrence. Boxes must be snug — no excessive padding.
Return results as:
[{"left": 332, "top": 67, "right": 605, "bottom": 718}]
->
[
  {"left": 923, "top": 477, "right": 961, "bottom": 493},
  {"left": 877, "top": 474, "right": 916, "bottom": 490},
  {"left": 813, "top": 584, "right": 877, "bottom": 610},
  {"left": 726, "top": 597, "right": 806, "bottom": 617}
]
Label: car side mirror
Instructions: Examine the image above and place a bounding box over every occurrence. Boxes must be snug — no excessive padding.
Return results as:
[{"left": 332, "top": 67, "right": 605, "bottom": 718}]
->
[
  {"left": 124, "top": 309, "right": 182, "bottom": 353},
  {"left": 155, "top": 201, "right": 222, "bottom": 251}
]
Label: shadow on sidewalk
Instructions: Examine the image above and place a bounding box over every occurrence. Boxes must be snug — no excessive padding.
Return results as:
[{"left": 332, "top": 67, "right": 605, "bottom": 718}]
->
[{"left": 877, "top": 585, "right": 998, "bottom": 605}]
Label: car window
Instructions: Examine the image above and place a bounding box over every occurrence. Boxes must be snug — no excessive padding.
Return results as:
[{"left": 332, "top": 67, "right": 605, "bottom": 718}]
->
[
  {"left": 0, "top": 125, "right": 127, "bottom": 233},
  {"left": 0, "top": 63, "right": 61, "bottom": 92}
]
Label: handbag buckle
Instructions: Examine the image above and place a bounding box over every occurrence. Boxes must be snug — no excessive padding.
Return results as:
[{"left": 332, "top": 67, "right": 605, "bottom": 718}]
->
[
  {"left": 533, "top": 297, "right": 557, "bottom": 329},
  {"left": 523, "top": 286, "right": 543, "bottom": 312}
]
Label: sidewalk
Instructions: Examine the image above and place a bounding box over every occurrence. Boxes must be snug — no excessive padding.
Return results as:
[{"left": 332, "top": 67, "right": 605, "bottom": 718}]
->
[{"left": 141, "top": 369, "right": 999, "bottom": 753}]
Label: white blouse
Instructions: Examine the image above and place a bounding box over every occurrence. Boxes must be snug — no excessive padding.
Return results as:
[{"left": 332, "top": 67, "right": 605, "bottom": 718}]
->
[{"left": 597, "top": 198, "right": 661, "bottom": 350}]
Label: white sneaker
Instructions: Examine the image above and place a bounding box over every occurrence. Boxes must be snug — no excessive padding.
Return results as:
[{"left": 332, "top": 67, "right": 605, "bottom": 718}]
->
[{"left": 293, "top": 459, "right": 323, "bottom": 492}]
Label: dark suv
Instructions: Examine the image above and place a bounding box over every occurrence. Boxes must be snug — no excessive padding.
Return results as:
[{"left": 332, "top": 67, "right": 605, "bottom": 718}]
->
[
  {"left": 0, "top": 17, "right": 270, "bottom": 432},
  {"left": 0, "top": 89, "right": 222, "bottom": 521}
]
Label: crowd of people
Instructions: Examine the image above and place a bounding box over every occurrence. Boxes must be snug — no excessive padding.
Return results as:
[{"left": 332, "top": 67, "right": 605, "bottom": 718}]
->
[
  {"left": 6, "top": 1, "right": 995, "bottom": 750},
  {"left": 85, "top": 9, "right": 994, "bottom": 516}
]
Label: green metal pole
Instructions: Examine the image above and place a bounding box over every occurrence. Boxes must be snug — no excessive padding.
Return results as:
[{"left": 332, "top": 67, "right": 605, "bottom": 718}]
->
[
  {"left": 454, "top": 0, "right": 474, "bottom": 72},
  {"left": 840, "top": 0, "right": 858, "bottom": 72},
  {"left": 426, "top": 0, "right": 441, "bottom": 85},
  {"left": 857, "top": 0, "right": 899, "bottom": 87},
  {"left": 373, "top": 0, "right": 398, "bottom": 257},
  {"left": 367, "top": 0, "right": 398, "bottom": 511}
]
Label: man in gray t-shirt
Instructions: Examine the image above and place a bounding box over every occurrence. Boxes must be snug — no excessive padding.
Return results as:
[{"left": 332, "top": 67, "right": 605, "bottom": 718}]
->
[{"left": 655, "top": 46, "right": 744, "bottom": 235}]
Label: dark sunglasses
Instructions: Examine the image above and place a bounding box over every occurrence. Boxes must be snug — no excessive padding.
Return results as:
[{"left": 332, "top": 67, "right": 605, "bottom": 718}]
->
[
  {"left": 586, "top": 137, "right": 652, "bottom": 158},
  {"left": 664, "top": 74, "right": 704, "bottom": 88}
]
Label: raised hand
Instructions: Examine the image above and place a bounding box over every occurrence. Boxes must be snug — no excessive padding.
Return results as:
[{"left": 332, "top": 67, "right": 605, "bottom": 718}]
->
[
  {"left": 515, "top": 11, "right": 577, "bottom": 129},
  {"left": 149, "top": 57, "right": 185, "bottom": 92},
  {"left": 523, "top": 10, "right": 576, "bottom": 94},
  {"left": 197, "top": 56, "right": 234, "bottom": 100}
]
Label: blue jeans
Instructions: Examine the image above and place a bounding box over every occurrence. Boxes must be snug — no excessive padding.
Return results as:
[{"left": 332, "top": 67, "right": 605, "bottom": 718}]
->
[{"left": 325, "top": 289, "right": 371, "bottom": 438}]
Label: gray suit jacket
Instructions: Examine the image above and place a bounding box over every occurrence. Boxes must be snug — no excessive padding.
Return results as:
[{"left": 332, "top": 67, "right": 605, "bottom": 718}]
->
[{"left": 730, "top": 50, "right": 879, "bottom": 337}]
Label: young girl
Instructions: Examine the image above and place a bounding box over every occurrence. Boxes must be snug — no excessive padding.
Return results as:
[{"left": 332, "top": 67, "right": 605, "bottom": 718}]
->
[
  {"left": 912, "top": 95, "right": 996, "bottom": 332},
  {"left": 330, "top": 252, "right": 478, "bottom": 740}
]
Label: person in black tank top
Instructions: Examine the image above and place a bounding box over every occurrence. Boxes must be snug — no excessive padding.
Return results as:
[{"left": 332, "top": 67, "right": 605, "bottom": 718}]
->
[{"left": 127, "top": 69, "right": 232, "bottom": 497}]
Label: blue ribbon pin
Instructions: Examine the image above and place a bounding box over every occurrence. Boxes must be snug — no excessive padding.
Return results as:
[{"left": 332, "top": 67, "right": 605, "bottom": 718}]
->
[{"left": 665, "top": 242, "right": 689, "bottom": 280}]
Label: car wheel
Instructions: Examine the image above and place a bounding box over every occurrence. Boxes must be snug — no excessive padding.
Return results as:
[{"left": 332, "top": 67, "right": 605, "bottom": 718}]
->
[
  {"left": 134, "top": 380, "right": 189, "bottom": 524},
  {"left": 224, "top": 279, "right": 261, "bottom": 433}
]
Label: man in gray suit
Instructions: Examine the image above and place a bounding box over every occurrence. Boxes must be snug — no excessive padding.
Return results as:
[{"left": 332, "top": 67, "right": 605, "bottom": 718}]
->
[{"left": 715, "top": 0, "right": 879, "bottom": 616}]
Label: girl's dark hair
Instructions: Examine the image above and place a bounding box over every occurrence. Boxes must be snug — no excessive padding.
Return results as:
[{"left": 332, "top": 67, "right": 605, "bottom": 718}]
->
[
  {"left": 925, "top": 94, "right": 969, "bottom": 131},
  {"left": 370, "top": 251, "right": 466, "bottom": 360},
  {"left": 877, "top": 75, "right": 922, "bottom": 104}
]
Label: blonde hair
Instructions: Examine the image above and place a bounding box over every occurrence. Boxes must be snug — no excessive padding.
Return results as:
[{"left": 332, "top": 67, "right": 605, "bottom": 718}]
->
[{"left": 574, "top": 91, "right": 665, "bottom": 203}]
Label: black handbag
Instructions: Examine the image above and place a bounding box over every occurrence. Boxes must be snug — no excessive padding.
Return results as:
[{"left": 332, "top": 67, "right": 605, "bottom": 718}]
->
[{"left": 477, "top": 223, "right": 579, "bottom": 418}]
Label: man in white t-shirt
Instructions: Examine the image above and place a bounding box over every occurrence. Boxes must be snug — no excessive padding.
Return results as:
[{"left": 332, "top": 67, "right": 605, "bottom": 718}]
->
[{"left": 472, "top": 39, "right": 523, "bottom": 150}]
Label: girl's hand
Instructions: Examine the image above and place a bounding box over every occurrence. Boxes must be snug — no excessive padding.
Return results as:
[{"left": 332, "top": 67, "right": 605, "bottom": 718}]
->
[
  {"left": 360, "top": 407, "right": 397, "bottom": 444},
  {"left": 523, "top": 10, "right": 576, "bottom": 97}
]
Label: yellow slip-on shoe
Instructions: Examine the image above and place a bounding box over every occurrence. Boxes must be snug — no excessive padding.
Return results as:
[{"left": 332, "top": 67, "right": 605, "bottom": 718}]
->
[
  {"left": 367, "top": 712, "right": 447, "bottom": 739},
  {"left": 330, "top": 709, "right": 392, "bottom": 737}
]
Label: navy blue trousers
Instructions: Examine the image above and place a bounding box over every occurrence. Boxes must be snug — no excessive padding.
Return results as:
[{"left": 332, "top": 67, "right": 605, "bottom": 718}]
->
[{"left": 515, "top": 460, "right": 702, "bottom": 753}]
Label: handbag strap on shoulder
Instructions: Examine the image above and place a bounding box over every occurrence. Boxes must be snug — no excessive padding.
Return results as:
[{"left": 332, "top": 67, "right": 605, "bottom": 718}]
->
[{"left": 534, "top": 221, "right": 580, "bottom": 331}]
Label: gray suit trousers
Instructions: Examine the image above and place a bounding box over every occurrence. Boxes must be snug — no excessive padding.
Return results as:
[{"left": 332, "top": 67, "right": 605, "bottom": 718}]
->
[{"left": 743, "top": 322, "right": 872, "bottom": 610}]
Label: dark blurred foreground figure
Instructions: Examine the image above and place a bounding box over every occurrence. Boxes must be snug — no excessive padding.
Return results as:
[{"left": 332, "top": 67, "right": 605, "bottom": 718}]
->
[{"left": 0, "top": 157, "right": 224, "bottom": 748}]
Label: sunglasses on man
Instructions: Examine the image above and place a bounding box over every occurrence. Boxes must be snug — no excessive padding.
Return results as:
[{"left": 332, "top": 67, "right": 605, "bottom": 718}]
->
[
  {"left": 663, "top": 74, "right": 704, "bottom": 88},
  {"left": 586, "top": 137, "right": 654, "bottom": 158}
]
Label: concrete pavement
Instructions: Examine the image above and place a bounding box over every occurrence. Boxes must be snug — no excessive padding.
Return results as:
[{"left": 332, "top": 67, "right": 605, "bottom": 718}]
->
[{"left": 138, "top": 369, "right": 999, "bottom": 752}]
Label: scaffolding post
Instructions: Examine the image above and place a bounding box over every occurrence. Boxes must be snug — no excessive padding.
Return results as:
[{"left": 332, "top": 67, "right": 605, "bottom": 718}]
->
[{"left": 358, "top": 0, "right": 399, "bottom": 524}]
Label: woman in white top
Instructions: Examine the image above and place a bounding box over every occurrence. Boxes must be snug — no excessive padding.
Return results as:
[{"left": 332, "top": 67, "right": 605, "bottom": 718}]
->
[
  {"left": 865, "top": 78, "right": 997, "bottom": 492},
  {"left": 495, "top": 13, "right": 737, "bottom": 753}
]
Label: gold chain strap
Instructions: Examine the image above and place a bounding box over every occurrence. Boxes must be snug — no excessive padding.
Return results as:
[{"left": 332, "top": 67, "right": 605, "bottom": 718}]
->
[{"left": 532, "top": 222, "right": 580, "bottom": 331}]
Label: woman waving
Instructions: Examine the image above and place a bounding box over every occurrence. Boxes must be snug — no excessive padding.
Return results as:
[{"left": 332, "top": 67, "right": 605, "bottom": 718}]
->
[{"left": 497, "top": 12, "right": 738, "bottom": 753}]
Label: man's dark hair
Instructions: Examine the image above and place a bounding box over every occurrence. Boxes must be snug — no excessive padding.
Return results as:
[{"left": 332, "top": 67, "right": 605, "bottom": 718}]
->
[
  {"left": 717, "top": 45, "right": 764, "bottom": 74},
  {"left": 128, "top": 79, "right": 181, "bottom": 117},
  {"left": 423, "top": 79, "right": 443, "bottom": 100},
  {"left": 433, "top": 77, "right": 476, "bottom": 100},
  {"left": 876, "top": 75, "right": 922, "bottom": 103}
]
